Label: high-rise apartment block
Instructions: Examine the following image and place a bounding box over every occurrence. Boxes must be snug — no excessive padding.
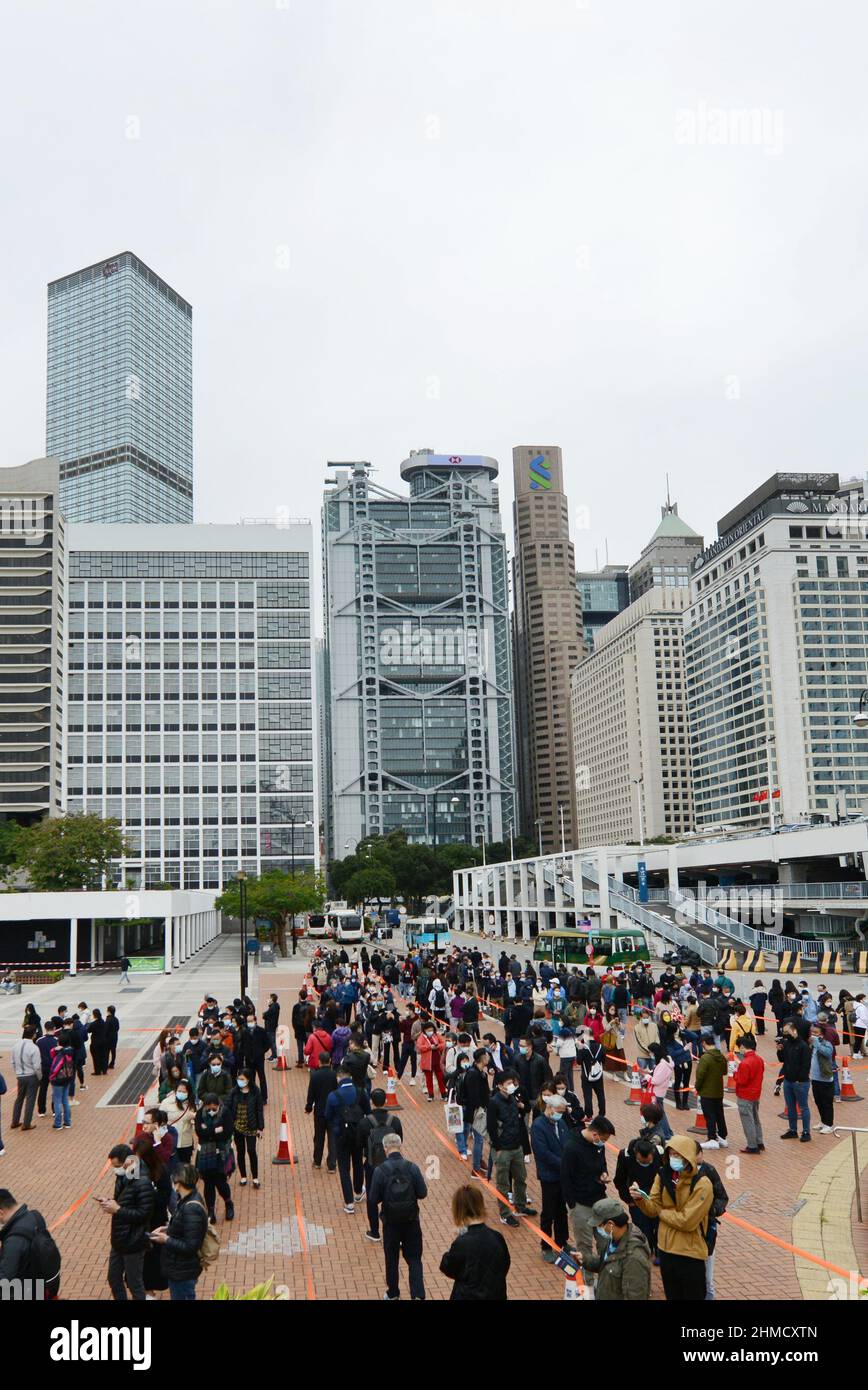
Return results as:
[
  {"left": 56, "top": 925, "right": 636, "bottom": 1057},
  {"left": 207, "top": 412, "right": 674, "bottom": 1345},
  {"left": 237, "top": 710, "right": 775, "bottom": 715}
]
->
[
  {"left": 511, "top": 445, "right": 585, "bottom": 853},
  {"left": 685, "top": 472, "right": 868, "bottom": 829},
  {"left": 62, "top": 522, "right": 316, "bottom": 888},
  {"left": 47, "top": 253, "right": 193, "bottom": 524},
  {"left": 322, "top": 452, "right": 516, "bottom": 860},
  {"left": 0, "top": 459, "right": 65, "bottom": 824}
]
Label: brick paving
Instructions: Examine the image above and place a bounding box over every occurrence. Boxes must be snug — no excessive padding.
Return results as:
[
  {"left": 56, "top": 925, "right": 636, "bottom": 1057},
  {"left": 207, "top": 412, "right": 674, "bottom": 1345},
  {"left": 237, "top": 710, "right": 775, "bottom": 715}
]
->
[{"left": 0, "top": 935, "right": 865, "bottom": 1301}]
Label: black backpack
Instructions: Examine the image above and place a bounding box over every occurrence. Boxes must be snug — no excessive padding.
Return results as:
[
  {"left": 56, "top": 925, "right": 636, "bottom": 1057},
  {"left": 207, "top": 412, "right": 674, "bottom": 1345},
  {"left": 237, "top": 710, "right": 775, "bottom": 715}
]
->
[
  {"left": 433, "top": 989, "right": 446, "bottom": 1010},
  {"left": 338, "top": 1092, "right": 365, "bottom": 1149},
  {"left": 367, "top": 1117, "right": 398, "bottom": 1169},
  {"left": 381, "top": 1163, "right": 419, "bottom": 1225},
  {"left": 29, "top": 1216, "right": 62, "bottom": 1297}
]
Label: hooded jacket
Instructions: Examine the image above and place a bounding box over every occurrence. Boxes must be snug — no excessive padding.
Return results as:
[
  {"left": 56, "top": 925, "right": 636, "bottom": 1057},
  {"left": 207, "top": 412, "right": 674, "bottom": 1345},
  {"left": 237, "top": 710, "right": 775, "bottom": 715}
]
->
[
  {"left": 635, "top": 1134, "right": 713, "bottom": 1261},
  {"left": 304, "top": 1028, "right": 334, "bottom": 1070},
  {"left": 583, "top": 1221, "right": 652, "bottom": 1300}
]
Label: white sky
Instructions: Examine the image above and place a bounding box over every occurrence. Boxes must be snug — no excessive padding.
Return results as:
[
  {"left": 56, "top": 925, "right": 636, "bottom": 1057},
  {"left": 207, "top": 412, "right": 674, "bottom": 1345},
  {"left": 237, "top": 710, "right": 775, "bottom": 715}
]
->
[{"left": 3, "top": 0, "right": 868, "bottom": 603}]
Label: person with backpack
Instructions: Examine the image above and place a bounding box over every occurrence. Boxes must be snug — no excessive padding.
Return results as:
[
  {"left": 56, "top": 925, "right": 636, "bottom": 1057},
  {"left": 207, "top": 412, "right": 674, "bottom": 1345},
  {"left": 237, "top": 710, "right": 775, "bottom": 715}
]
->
[
  {"left": 439, "top": 1182, "right": 511, "bottom": 1299},
  {"left": 358, "top": 1087, "right": 404, "bottom": 1241},
  {"left": 49, "top": 1030, "right": 76, "bottom": 1130},
  {"left": 367, "top": 1131, "right": 428, "bottom": 1300},
  {"left": 630, "top": 1134, "right": 716, "bottom": 1301},
  {"left": 0, "top": 1188, "right": 61, "bottom": 1296},
  {"left": 429, "top": 978, "right": 449, "bottom": 1026},
  {"left": 96, "top": 1145, "right": 156, "bottom": 1301},
  {"left": 148, "top": 1162, "right": 210, "bottom": 1300},
  {"left": 578, "top": 1031, "right": 607, "bottom": 1119},
  {"left": 809, "top": 1022, "right": 836, "bottom": 1134},
  {"left": 325, "top": 1066, "right": 372, "bottom": 1214}
]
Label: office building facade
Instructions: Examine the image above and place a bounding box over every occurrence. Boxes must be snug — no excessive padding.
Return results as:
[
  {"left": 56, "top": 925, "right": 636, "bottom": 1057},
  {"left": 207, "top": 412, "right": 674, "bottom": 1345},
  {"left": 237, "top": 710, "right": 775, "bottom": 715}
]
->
[
  {"left": 511, "top": 445, "right": 585, "bottom": 853},
  {"left": 47, "top": 253, "right": 193, "bottom": 524},
  {"left": 685, "top": 472, "right": 868, "bottom": 830},
  {"left": 0, "top": 459, "right": 65, "bottom": 824},
  {"left": 576, "top": 563, "right": 630, "bottom": 652},
  {"left": 322, "top": 452, "right": 516, "bottom": 860},
  {"left": 571, "top": 586, "right": 694, "bottom": 845},
  {"left": 629, "top": 501, "right": 703, "bottom": 601},
  {"left": 62, "top": 522, "right": 316, "bottom": 888}
]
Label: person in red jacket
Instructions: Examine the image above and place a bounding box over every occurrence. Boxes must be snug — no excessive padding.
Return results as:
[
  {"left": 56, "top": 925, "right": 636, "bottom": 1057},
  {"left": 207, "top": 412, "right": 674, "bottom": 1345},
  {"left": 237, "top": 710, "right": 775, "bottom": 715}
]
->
[
  {"left": 416, "top": 1022, "right": 447, "bottom": 1100},
  {"left": 304, "top": 1026, "right": 333, "bottom": 1070},
  {"left": 733, "top": 1034, "right": 765, "bottom": 1154}
]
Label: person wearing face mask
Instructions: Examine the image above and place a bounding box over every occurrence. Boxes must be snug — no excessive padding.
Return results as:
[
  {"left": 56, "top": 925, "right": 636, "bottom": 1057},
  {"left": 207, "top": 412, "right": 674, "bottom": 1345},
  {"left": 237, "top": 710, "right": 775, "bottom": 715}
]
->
[
  {"left": 486, "top": 1071, "right": 537, "bottom": 1227},
  {"left": 194, "top": 1095, "right": 235, "bottom": 1223},
  {"left": 577, "top": 1029, "right": 607, "bottom": 1119},
  {"left": 579, "top": 1198, "right": 651, "bottom": 1300},
  {"left": 226, "top": 1067, "right": 265, "bottom": 1188},
  {"left": 196, "top": 1052, "right": 233, "bottom": 1105},
  {"left": 454, "top": 1048, "right": 490, "bottom": 1175},
  {"left": 530, "top": 1090, "right": 571, "bottom": 1261},
  {"left": 560, "top": 1114, "right": 616, "bottom": 1271},
  {"left": 552, "top": 1075, "right": 584, "bottom": 1130},
  {"left": 614, "top": 1136, "right": 660, "bottom": 1258},
  {"left": 95, "top": 1144, "right": 155, "bottom": 1301},
  {"left": 164, "top": 1081, "right": 197, "bottom": 1166},
  {"left": 630, "top": 1135, "right": 713, "bottom": 1301},
  {"left": 148, "top": 1162, "right": 209, "bottom": 1300},
  {"left": 238, "top": 1015, "right": 269, "bottom": 1104},
  {"left": 416, "top": 1022, "right": 447, "bottom": 1102}
]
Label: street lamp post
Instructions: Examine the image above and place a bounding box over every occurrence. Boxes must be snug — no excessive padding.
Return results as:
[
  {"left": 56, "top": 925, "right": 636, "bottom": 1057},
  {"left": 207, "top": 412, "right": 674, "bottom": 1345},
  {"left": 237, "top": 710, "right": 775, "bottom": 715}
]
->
[
  {"left": 632, "top": 776, "right": 645, "bottom": 848},
  {"left": 535, "top": 818, "right": 544, "bottom": 855},
  {"left": 766, "top": 736, "right": 776, "bottom": 834},
  {"left": 236, "top": 870, "right": 248, "bottom": 998},
  {"left": 508, "top": 821, "right": 514, "bottom": 861},
  {"left": 557, "top": 804, "right": 566, "bottom": 855},
  {"left": 287, "top": 816, "right": 313, "bottom": 955}
]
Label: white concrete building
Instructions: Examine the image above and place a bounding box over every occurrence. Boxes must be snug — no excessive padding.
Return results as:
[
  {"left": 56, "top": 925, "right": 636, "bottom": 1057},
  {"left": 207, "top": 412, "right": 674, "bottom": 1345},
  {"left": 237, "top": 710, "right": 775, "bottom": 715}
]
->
[
  {"left": 570, "top": 586, "right": 694, "bottom": 845},
  {"left": 685, "top": 472, "right": 868, "bottom": 829},
  {"left": 62, "top": 522, "right": 317, "bottom": 889}
]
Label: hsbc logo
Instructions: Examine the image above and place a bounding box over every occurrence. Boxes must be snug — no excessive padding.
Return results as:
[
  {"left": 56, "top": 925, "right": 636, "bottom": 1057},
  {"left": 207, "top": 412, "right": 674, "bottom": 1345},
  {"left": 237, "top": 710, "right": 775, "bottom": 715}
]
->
[
  {"left": 102, "top": 260, "right": 120, "bottom": 277},
  {"left": 0, "top": 497, "right": 46, "bottom": 546}
]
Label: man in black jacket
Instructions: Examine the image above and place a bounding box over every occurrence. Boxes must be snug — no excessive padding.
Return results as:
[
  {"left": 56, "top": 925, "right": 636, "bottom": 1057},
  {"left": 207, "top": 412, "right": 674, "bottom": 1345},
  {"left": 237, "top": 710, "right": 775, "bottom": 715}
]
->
[
  {"left": 613, "top": 1136, "right": 660, "bottom": 1254},
  {"left": 0, "top": 1191, "right": 58, "bottom": 1293},
  {"left": 358, "top": 1089, "right": 404, "bottom": 1241},
  {"left": 458, "top": 1049, "right": 490, "bottom": 1175},
  {"left": 263, "top": 993, "right": 280, "bottom": 1061},
  {"left": 487, "top": 1071, "right": 537, "bottom": 1227},
  {"left": 560, "top": 1114, "right": 615, "bottom": 1270},
  {"left": 306, "top": 1052, "right": 339, "bottom": 1171},
  {"left": 239, "top": 1015, "right": 270, "bottom": 1103},
  {"left": 777, "top": 1022, "right": 813, "bottom": 1141},
  {"left": 368, "top": 1133, "right": 428, "bottom": 1301},
  {"left": 96, "top": 1144, "right": 155, "bottom": 1301}
]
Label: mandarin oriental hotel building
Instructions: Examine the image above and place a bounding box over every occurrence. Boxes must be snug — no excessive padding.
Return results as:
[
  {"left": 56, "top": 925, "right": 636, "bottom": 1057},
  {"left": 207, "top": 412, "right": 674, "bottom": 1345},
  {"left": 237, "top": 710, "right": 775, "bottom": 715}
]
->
[{"left": 62, "top": 522, "right": 316, "bottom": 889}]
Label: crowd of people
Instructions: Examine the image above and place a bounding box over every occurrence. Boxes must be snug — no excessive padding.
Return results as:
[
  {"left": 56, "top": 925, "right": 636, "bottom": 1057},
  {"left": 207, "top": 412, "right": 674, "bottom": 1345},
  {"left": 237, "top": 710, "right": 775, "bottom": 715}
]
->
[{"left": 0, "top": 938, "right": 865, "bottom": 1302}]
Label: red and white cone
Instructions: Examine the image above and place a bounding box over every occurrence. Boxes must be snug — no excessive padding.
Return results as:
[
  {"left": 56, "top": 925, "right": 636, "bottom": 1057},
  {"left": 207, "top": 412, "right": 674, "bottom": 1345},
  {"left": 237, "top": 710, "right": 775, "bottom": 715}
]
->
[
  {"left": 385, "top": 1068, "right": 402, "bottom": 1110},
  {"left": 272, "top": 1109, "right": 293, "bottom": 1165},
  {"left": 839, "top": 1057, "right": 863, "bottom": 1102},
  {"left": 133, "top": 1095, "right": 146, "bottom": 1137},
  {"left": 726, "top": 1052, "right": 738, "bottom": 1093},
  {"left": 625, "top": 1064, "right": 645, "bottom": 1106},
  {"left": 687, "top": 1106, "right": 708, "bottom": 1137}
]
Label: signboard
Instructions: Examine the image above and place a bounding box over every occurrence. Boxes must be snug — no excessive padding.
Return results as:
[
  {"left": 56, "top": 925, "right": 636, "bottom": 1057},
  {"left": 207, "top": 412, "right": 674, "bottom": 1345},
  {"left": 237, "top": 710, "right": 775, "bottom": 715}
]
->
[
  {"left": 129, "top": 955, "right": 164, "bottom": 973},
  {"left": 637, "top": 861, "right": 649, "bottom": 904}
]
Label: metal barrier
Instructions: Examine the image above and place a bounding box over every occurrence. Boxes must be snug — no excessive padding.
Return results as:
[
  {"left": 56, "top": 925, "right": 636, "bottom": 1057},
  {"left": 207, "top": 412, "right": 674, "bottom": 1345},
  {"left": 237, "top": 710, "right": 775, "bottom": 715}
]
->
[{"left": 832, "top": 1126, "right": 868, "bottom": 1223}]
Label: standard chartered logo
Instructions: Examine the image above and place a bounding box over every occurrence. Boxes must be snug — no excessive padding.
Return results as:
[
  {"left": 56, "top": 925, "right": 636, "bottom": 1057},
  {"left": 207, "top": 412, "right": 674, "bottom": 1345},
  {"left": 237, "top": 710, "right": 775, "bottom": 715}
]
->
[{"left": 529, "top": 454, "right": 552, "bottom": 491}]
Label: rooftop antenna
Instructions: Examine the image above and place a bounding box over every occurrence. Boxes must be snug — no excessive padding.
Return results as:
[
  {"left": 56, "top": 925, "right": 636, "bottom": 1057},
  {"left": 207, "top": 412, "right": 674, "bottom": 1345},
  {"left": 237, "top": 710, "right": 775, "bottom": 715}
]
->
[
  {"left": 665, "top": 472, "right": 672, "bottom": 509},
  {"left": 594, "top": 547, "right": 599, "bottom": 570},
  {"left": 605, "top": 538, "right": 609, "bottom": 565}
]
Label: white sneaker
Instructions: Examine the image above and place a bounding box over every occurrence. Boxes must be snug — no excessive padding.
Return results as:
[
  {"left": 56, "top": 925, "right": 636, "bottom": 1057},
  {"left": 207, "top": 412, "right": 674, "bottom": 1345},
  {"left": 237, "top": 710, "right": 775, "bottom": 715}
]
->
[
  {"left": 700, "top": 1140, "right": 720, "bottom": 1149},
  {"left": 69, "top": 1100, "right": 81, "bottom": 1107},
  {"left": 817, "top": 1124, "right": 834, "bottom": 1134},
  {"left": 409, "top": 1077, "right": 416, "bottom": 1086},
  {"left": 717, "top": 1138, "right": 729, "bottom": 1148},
  {"left": 457, "top": 1152, "right": 468, "bottom": 1161},
  {"left": 344, "top": 1204, "right": 355, "bottom": 1214}
]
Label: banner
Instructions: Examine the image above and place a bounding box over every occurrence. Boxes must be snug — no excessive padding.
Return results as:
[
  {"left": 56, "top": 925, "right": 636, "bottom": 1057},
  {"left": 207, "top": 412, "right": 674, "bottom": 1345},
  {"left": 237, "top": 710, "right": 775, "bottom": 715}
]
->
[{"left": 129, "top": 955, "right": 165, "bottom": 973}]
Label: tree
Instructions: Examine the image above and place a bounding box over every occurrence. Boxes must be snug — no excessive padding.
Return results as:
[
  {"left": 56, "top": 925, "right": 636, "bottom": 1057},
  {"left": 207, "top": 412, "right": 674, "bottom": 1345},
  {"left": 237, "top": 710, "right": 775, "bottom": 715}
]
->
[
  {"left": 343, "top": 864, "right": 396, "bottom": 908},
  {"left": 0, "top": 821, "right": 23, "bottom": 880},
  {"left": 216, "top": 869, "right": 325, "bottom": 957},
  {"left": 14, "top": 814, "right": 130, "bottom": 890}
]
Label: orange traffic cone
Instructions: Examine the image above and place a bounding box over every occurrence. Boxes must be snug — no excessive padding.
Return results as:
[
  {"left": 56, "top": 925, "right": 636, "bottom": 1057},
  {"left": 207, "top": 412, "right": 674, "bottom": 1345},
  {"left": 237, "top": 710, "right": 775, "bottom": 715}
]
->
[
  {"left": 275, "top": 1048, "right": 288, "bottom": 1072},
  {"left": 726, "top": 1052, "right": 737, "bottom": 1093},
  {"left": 272, "top": 1109, "right": 293, "bottom": 1165},
  {"left": 688, "top": 1106, "right": 707, "bottom": 1137},
  {"left": 625, "top": 1065, "right": 645, "bottom": 1106},
  {"left": 385, "top": 1068, "right": 402, "bottom": 1110},
  {"left": 839, "top": 1057, "right": 864, "bottom": 1102},
  {"left": 133, "top": 1095, "right": 146, "bottom": 1137}
]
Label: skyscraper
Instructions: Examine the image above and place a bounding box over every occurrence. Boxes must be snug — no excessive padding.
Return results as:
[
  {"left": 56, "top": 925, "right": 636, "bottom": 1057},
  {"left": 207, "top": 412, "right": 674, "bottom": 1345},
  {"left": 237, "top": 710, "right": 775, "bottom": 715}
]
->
[
  {"left": 0, "top": 459, "right": 65, "bottom": 825},
  {"left": 47, "top": 252, "right": 193, "bottom": 524},
  {"left": 629, "top": 500, "right": 702, "bottom": 600},
  {"left": 511, "top": 445, "right": 585, "bottom": 854},
  {"left": 576, "top": 563, "right": 630, "bottom": 652},
  {"left": 322, "top": 452, "right": 516, "bottom": 860}
]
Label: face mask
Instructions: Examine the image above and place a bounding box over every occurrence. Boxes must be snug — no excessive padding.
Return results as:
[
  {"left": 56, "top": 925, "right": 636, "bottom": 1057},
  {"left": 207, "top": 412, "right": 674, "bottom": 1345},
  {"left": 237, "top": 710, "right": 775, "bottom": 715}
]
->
[
  {"left": 504, "top": 1084, "right": 517, "bottom": 1095},
  {"left": 238, "top": 1078, "right": 249, "bottom": 1089},
  {"left": 595, "top": 1226, "right": 611, "bottom": 1240},
  {"left": 555, "top": 1087, "right": 567, "bottom": 1096},
  {"left": 176, "top": 1091, "right": 188, "bottom": 1102},
  {"left": 210, "top": 1064, "right": 221, "bottom": 1074},
  {"left": 545, "top": 1109, "right": 561, "bottom": 1121},
  {"left": 669, "top": 1156, "right": 685, "bottom": 1172},
  {"left": 207, "top": 1111, "right": 218, "bottom": 1119}
]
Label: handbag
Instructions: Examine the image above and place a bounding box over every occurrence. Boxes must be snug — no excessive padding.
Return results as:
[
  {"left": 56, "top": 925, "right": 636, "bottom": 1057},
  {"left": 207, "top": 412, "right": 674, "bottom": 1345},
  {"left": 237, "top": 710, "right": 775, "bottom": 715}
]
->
[
  {"left": 471, "top": 1106, "right": 488, "bottom": 1138},
  {"left": 223, "top": 1145, "right": 236, "bottom": 1177},
  {"left": 443, "top": 1092, "right": 464, "bottom": 1134}
]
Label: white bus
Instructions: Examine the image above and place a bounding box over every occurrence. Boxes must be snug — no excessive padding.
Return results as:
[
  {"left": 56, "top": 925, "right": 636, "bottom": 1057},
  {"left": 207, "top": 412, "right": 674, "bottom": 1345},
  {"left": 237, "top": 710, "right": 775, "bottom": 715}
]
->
[
  {"left": 405, "top": 916, "right": 450, "bottom": 956},
  {"left": 329, "top": 910, "right": 365, "bottom": 944}
]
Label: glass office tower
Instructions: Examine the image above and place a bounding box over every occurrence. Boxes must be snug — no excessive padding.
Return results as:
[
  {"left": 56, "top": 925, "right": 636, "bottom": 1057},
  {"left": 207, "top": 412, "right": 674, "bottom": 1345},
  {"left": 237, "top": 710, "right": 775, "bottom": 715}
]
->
[{"left": 47, "top": 252, "right": 193, "bottom": 523}]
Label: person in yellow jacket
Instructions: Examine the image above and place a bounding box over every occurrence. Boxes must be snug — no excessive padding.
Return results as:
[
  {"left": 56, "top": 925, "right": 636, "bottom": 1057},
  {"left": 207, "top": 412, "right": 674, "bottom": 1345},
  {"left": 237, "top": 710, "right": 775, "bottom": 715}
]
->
[
  {"left": 728, "top": 1002, "right": 755, "bottom": 1053},
  {"left": 629, "top": 1133, "right": 713, "bottom": 1300}
]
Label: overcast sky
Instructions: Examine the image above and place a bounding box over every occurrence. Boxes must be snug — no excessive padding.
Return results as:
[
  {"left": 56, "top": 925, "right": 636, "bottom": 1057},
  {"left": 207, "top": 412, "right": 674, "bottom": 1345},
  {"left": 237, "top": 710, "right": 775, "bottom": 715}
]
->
[{"left": 3, "top": 0, "right": 868, "bottom": 596}]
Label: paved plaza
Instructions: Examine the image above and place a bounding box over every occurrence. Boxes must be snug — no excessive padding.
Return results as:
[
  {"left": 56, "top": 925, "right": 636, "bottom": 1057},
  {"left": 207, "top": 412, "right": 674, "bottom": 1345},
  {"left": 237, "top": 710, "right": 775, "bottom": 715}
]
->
[{"left": 0, "top": 934, "right": 865, "bottom": 1301}]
